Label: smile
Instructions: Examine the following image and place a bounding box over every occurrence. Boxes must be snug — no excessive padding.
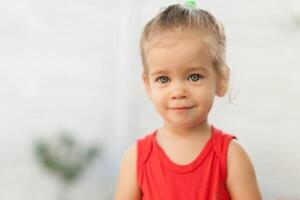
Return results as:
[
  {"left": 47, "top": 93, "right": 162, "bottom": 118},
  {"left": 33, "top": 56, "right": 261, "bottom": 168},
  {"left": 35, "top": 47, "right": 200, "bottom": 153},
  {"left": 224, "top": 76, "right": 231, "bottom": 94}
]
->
[{"left": 169, "top": 106, "right": 195, "bottom": 112}]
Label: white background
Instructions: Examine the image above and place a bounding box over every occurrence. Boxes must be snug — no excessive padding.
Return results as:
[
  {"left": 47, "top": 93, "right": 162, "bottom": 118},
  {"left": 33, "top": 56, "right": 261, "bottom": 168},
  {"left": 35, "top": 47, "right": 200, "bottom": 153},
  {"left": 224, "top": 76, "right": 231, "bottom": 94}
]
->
[{"left": 0, "top": 0, "right": 300, "bottom": 199}]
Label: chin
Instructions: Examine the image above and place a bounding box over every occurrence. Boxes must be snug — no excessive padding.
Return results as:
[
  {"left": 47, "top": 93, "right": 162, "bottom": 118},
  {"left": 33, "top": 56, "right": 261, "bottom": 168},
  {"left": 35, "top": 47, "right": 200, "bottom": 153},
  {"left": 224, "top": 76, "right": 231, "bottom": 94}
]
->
[{"left": 167, "top": 120, "right": 202, "bottom": 129}]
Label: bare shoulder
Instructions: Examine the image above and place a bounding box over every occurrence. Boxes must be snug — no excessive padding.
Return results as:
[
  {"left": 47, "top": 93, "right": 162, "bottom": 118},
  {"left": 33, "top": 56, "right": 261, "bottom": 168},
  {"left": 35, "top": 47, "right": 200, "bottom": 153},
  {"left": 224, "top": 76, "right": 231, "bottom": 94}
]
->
[
  {"left": 114, "top": 143, "right": 141, "bottom": 200},
  {"left": 226, "top": 139, "right": 262, "bottom": 200},
  {"left": 120, "top": 143, "right": 138, "bottom": 169}
]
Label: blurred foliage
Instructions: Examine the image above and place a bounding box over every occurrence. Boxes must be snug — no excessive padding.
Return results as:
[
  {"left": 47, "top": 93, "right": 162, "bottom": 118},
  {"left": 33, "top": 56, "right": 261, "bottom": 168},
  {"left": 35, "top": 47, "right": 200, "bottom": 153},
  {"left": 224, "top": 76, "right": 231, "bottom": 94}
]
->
[{"left": 34, "top": 132, "right": 101, "bottom": 184}]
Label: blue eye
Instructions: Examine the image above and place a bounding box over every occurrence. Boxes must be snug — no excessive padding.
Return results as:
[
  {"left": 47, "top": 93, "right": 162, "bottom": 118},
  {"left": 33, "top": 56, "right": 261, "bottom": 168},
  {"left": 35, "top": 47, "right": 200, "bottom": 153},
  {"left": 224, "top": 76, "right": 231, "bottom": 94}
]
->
[
  {"left": 157, "top": 76, "right": 170, "bottom": 84},
  {"left": 188, "top": 74, "right": 203, "bottom": 81}
]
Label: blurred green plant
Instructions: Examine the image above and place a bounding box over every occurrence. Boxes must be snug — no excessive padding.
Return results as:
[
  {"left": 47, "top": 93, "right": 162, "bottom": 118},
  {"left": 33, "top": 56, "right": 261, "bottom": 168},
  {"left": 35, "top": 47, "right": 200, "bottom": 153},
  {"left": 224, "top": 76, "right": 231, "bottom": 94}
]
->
[{"left": 34, "top": 132, "right": 101, "bottom": 200}]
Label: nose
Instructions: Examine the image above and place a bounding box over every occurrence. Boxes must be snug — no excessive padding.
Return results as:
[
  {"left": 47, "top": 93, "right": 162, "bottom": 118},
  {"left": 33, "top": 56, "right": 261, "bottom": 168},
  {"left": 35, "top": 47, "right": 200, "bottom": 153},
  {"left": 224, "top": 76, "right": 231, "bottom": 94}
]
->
[{"left": 171, "top": 82, "right": 188, "bottom": 100}]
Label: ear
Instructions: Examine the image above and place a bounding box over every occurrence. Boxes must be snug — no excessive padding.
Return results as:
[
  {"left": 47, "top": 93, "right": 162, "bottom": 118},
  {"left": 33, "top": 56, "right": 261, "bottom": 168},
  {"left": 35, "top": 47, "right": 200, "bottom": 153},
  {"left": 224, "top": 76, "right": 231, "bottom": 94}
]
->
[
  {"left": 216, "top": 71, "right": 230, "bottom": 97},
  {"left": 216, "top": 78, "right": 228, "bottom": 97},
  {"left": 142, "top": 72, "right": 152, "bottom": 100}
]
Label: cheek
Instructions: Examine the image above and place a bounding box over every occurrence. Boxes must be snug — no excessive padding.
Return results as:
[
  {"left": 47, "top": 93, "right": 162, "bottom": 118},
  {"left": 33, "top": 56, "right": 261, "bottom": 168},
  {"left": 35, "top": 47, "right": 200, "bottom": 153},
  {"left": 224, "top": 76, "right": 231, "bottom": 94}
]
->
[
  {"left": 149, "top": 92, "right": 167, "bottom": 116},
  {"left": 151, "top": 91, "right": 164, "bottom": 104},
  {"left": 149, "top": 88, "right": 166, "bottom": 105},
  {"left": 193, "top": 87, "right": 216, "bottom": 107}
]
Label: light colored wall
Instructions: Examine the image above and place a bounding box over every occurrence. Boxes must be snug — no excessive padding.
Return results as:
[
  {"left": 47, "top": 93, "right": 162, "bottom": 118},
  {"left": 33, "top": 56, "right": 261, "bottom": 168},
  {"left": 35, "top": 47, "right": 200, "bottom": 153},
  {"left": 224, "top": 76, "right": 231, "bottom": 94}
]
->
[{"left": 0, "top": 0, "right": 299, "bottom": 199}]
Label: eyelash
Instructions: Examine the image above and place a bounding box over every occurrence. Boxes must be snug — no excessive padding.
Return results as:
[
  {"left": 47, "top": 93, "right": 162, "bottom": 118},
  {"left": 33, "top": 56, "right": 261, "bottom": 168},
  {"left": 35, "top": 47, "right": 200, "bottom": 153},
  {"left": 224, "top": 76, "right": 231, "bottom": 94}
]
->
[{"left": 155, "top": 74, "right": 204, "bottom": 84}]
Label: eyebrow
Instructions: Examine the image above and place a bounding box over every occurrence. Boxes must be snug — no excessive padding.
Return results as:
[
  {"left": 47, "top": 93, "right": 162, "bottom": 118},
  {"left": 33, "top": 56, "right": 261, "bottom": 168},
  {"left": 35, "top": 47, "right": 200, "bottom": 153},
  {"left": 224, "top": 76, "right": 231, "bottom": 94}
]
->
[
  {"left": 150, "top": 70, "right": 168, "bottom": 77},
  {"left": 185, "top": 67, "right": 208, "bottom": 72},
  {"left": 150, "top": 67, "right": 208, "bottom": 77}
]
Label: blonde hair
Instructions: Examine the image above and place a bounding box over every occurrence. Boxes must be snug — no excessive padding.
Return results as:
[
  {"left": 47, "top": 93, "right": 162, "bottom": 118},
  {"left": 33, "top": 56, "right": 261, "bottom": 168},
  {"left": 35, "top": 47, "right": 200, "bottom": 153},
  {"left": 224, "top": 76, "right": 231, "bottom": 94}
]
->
[{"left": 140, "top": 4, "right": 229, "bottom": 82}]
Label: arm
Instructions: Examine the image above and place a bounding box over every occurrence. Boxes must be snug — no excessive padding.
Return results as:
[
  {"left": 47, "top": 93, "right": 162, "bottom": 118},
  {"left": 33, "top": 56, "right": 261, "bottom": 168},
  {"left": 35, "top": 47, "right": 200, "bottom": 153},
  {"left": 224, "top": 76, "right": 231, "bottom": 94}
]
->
[
  {"left": 114, "top": 143, "right": 141, "bottom": 200},
  {"left": 226, "top": 140, "right": 262, "bottom": 200}
]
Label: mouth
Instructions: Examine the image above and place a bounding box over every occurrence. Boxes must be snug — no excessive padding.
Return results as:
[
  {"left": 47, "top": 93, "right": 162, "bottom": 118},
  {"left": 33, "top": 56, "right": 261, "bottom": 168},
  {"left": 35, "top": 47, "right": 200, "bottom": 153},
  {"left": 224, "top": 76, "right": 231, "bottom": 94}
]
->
[{"left": 169, "top": 106, "right": 195, "bottom": 112}]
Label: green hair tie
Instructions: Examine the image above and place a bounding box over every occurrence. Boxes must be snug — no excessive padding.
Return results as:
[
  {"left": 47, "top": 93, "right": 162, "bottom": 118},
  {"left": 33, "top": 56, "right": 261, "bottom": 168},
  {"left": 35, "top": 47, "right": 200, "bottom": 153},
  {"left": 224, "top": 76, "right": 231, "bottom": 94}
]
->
[{"left": 185, "top": 0, "right": 197, "bottom": 9}]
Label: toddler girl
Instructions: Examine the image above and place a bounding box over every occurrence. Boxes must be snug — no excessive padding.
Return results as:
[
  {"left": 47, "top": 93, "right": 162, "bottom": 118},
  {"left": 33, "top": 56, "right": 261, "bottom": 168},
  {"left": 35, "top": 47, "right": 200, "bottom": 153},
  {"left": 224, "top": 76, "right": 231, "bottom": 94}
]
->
[{"left": 115, "top": 1, "right": 262, "bottom": 199}]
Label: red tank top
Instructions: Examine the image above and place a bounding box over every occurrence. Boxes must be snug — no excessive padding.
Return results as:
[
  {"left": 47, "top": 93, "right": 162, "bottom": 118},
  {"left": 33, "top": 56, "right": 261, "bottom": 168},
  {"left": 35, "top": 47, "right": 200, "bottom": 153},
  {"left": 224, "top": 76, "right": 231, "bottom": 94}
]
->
[{"left": 137, "top": 125, "right": 236, "bottom": 200}]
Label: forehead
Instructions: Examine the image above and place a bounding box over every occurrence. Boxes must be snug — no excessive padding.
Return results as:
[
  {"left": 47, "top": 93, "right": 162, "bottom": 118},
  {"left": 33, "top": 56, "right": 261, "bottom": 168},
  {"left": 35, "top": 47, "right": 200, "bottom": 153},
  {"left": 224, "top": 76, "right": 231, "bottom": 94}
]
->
[
  {"left": 145, "top": 31, "right": 214, "bottom": 73},
  {"left": 145, "top": 30, "right": 202, "bottom": 50}
]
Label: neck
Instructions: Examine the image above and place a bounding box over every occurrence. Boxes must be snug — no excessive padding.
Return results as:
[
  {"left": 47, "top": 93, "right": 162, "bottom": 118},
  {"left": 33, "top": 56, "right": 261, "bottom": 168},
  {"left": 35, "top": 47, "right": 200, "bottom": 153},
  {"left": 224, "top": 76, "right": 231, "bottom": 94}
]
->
[{"left": 159, "top": 119, "right": 211, "bottom": 140}]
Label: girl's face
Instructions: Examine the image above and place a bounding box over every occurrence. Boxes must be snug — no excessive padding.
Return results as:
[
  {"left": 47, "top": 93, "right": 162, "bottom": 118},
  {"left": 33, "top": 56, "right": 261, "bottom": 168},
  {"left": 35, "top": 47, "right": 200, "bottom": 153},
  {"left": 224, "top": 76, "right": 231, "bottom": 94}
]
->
[{"left": 143, "top": 31, "right": 226, "bottom": 128}]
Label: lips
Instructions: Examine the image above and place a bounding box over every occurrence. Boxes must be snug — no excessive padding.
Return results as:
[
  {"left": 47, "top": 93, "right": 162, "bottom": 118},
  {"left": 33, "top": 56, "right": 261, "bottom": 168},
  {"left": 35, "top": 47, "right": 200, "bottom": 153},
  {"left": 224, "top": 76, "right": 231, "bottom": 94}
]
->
[{"left": 169, "top": 106, "right": 195, "bottom": 110}]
